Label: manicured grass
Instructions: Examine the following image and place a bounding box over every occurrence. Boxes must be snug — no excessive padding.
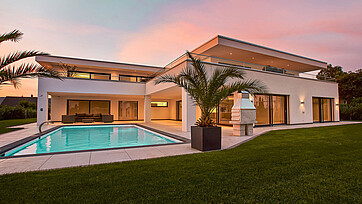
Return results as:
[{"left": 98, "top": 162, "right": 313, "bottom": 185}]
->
[
  {"left": 0, "top": 124, "right": 361, "bottom": 203},
  {"left": 0, "top": 118, "right": 36, "bottom": 134}
]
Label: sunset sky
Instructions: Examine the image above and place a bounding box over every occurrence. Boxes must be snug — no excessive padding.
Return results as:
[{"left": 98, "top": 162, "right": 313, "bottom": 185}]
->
[{"left": 1, "top": 0, "right": 361, "bottom": 97}]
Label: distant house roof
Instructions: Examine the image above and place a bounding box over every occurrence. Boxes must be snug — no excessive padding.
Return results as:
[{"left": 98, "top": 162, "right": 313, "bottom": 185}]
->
[{"left": 0, "top": 96, "right": 37, "bottom": 107}]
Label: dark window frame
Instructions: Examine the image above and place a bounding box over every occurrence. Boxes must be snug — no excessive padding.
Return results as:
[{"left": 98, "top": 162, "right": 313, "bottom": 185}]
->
[
  {"left": 312, "top": 97, "right": 333, "bottom": 123},
  {"left": 254, "top": 93, "right": 288, "bottom": 127},
  {"left": 118, "top": 101, "right": 139, "bottom": 121},
  {"left": 67, "top": 99, "right": 111, "bottom": 115},
  {"left": 118, "top": 74, "right": 150, "bottom": 82},
  {"left": 151, "top": 101, "right": 168, "bottom": 107},
  {"left": 68, "top": 71, "right": 111, "bottom": 80}
]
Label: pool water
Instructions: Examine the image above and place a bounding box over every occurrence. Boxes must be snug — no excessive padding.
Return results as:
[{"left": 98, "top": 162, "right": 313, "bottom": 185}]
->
[{"left": 4, "top": 125, "right": 179, "bottom": 156}]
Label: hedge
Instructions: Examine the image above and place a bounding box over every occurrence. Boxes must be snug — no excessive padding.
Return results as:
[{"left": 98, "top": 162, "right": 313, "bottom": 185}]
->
[{"left": 340, "top": 97, "right": 362, "bottom": 121}]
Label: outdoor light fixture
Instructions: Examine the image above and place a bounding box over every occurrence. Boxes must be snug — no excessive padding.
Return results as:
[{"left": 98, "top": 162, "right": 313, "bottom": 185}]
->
[{"left": 301, "top": 101, "right": 304, "bottom": 105}]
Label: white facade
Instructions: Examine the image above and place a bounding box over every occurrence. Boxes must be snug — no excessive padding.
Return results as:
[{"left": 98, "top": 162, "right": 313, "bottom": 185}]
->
[{"left": 36, "top": 35, "right": 339, "bottom": 131}]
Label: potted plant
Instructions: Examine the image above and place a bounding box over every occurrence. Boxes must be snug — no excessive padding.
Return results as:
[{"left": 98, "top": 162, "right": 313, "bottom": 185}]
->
[{"left": 155, "top": 52, "right": 266, "bottom": 151}]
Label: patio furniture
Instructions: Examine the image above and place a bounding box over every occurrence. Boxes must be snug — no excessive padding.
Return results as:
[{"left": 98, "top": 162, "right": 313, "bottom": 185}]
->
[
  {"left": 62, "top": 115, "right": 76, "bottom": 123},
  {"left": 102, "top": 115, "right": 114, "bottom": 123},
  {"left": 75, "top": 113, "right": 102, "bottom": 122},
  {"left": 82, "top": 118, "right": 95, "bottom": 123}
]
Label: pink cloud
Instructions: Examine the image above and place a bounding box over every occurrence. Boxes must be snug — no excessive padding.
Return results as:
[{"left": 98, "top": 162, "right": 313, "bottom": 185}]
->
[{"left": 116, "top": 0, "right": 362, "bottom": 71}]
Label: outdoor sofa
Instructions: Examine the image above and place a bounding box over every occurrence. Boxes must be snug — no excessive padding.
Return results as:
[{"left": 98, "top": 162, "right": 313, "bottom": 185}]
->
[{"left": 61, "top": 113, "right": 114, "bottom": 123}]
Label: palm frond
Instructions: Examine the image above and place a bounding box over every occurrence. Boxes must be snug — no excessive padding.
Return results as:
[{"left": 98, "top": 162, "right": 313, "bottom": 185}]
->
[
  {"left": 0, "top": 50, "right": 48, "bottom": 69},
  {"left": 0, "top": 63, "right": 61, "bottom": 88},
  {"left": 0, "top": 30, "right": 23, "bottom": 44},
  {"left": 154, "top": 52, "right": 268, "bottom": 126}
]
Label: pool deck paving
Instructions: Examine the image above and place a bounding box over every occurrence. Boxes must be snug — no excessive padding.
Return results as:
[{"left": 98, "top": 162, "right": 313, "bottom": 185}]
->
[{"left": 0, "top": 120, "right": 360, "bottom": 175}]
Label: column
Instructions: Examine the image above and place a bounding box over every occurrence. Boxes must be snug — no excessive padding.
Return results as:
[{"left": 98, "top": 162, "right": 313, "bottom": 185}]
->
[
  {"left": 144, "top": 95, "right": 151, "bottom": 123},
  {"left": 181, "top": 88, "right": 196, "bottom": 132},
  {"left": 37, "top": 92, "right": 48, "bottom": 126}
]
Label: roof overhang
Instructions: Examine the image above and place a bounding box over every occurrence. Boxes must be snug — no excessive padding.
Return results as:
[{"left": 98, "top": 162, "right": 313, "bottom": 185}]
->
[
  {"left": 36, "top": 55, "right": 163, "bottom": 76},
  {"left": 192, "top": 35, "right": 327, "bottom": 72}
]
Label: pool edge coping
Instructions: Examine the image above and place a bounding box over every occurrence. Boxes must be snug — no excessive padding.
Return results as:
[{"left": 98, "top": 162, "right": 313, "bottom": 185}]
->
[{"left": 0, "top": 123, "right": 190, "bottom": 159}]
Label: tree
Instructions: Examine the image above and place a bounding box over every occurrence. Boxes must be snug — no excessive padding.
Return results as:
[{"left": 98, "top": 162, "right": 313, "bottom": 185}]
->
[
  {"left": 0, "top": 29, "right": 61, "bottom": 88},
  {"left": 154, "top": 52, "right": 267, "bottom": 127},
  {"left": 317, "top": 65, "right": 361, "bottom": 104},
  {"left": 338, "top": 69, "right": 362, "bottom": 104},
  {"left": 317, "top": 64, "right": 344, "bottom": 80}
]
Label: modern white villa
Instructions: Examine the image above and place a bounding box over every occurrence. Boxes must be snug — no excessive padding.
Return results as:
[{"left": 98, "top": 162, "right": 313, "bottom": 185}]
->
[{"left": 36, "top": 35, "right": 339, "bottom": 131}]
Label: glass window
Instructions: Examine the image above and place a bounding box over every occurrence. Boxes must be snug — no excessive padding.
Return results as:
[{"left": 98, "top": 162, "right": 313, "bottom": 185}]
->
[
  {"left": 68, "top": 100, "right": 89, "bottom": 115},
  {"left": 69, "top": 72, "right": 90, "bottom": 79},
  {"left": 151, "top": 102, "right": 168, "bottom": 107},
  {"left": 90, "top": 101, "right": 110, "bottom": 115},
  {"left": 322, "top": 98, "right": 332, "bottom": 122},
  {"left": 67, "top": 100, "right": 110, "bottom": 115},
  {"left": 313, "top": 97, "right": 332, "bottom": 122},
  {"left": 91, "top": 73, "right": 110, "bottom": 80},
  {"left": 119, "top": 101, "right": 138, "bottom": 120},
  {"left": 272, "top": 95, "right": 286, "bottom": 124},
  {"left": 119, "top": 75, "right": 138, "bottom": 82},
  {"left": 254, "top": 95, "right": 270, "bottom": 125},
  {"left": 219, "top": 95, "right": 234, "bottom": 125},
  {"left": 313, "top": 98, "right": 320, "bottom": 122}
]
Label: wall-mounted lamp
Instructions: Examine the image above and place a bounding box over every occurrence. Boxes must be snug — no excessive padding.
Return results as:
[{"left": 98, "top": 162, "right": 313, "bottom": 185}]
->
[
  {"left": 336, "top": 103, "right": 339, "bottom": 106},
  {"left": 300, "top": 101, "right": 305, "bottom": 105}
]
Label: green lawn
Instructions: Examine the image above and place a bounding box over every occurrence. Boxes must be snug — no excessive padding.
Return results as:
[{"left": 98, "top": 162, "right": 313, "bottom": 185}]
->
[
  {"left": 0, "top": 118, "right": 36, "bottom": 134},
  {"left": 0, "top": 124, "right": 361, "bottom": 203}
]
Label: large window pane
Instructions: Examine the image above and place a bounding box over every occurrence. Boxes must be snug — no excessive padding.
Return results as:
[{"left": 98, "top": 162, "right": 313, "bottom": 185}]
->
[
  {"left": 70, "top": 72, "right": 90, "bottom": 79},
  {"left": 272, "top": 95, "right": 286, "bottom": 124},
  {"left": 119, "top": 75, "right": 138, "bottom": 82},
  {"left": 119, "top": 101, "right": 138, "bottom": 120},
  {"left": 91, "top": 73, "right": 110, "bottom": 80},
  {"left": 219, "top": 95, "right": 234, "bottom": 125},
  {"left": 176, "top": 101, "right": 182, "bottom": 121},
  {"left": 254, "top": 95, "right": 270, "bottom": 125},
  {"left": 90, "top": 101, "right": 110, "bottom": 115},
  {"left": 322, "top": 98, "right": 332, "bottom": 122},
  {"left": 68, "top": 100, "right": 89, "bottom": 115},
  {"left": 313, "top": 98, "right": 320, "bottom": 122}
]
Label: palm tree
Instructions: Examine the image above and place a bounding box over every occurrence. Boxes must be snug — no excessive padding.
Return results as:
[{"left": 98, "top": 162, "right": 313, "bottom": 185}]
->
[
  {"left": 154, "top": 51, "right": 267, "bottom": 127},
  {"left": 0, "top": 29, "right": 61, "bottom": 88}
]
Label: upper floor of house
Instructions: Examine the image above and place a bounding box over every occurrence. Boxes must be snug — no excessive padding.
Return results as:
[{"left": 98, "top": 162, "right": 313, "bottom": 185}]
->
[{"left": 35, "top": 35, "right": 335, "bottom": 94}]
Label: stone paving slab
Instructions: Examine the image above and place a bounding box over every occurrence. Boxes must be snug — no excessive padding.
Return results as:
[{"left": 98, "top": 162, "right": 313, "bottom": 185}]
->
[
  {"left": 125, "top": 147, "right": 166, "bottom": 160},
  {"left": 39, "top": 152, "right": 91, "bottom": 170},
  {"left": 90, "top": 149, "right": 131, "bottom": 165},
  {"left": 0, "top": 155, "right": 52, "bottom": 174}
]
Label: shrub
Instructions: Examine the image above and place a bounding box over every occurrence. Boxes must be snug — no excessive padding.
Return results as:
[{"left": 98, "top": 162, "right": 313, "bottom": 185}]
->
[
  {"left": 0, "top": 100, "right": 37, "bottom": 120},
  {"left": 340, "top": 97, "right": 362, "bottom": 121}
]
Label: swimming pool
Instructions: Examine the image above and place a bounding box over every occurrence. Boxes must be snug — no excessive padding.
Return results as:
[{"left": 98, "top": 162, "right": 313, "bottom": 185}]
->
[{"left": 2, "top": 125, "right": 181, "bottom": 157}]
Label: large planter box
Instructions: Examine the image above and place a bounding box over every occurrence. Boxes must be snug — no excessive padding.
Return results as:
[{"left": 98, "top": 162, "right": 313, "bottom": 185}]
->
[{"left": 191, "top": 126, "right": 221, "bottom": 151}]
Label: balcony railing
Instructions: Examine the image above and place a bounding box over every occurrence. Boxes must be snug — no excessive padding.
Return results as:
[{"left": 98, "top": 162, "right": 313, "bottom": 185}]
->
[{"left": 151, "top": 52, "right": 336, "bottom": 82}]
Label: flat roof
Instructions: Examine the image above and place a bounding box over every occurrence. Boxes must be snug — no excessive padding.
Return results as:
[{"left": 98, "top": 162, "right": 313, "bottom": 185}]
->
[
  {"left": 36, "top": 55, "right": 163, "bottom": 70},
  {"left": 191, "top": 35, "right": 327, "bottom": 72}
]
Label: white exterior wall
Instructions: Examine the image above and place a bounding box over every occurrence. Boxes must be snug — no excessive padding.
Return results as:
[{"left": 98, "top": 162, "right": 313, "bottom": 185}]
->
[
  {"left": 38, "top": 77, "right": 146, "bottom": 125},
  {"left": 38, "top": 59, "right": 339, "bottom": 127},
  {"left": 200, "top": 62, "right": 339, "bottom": 124}
]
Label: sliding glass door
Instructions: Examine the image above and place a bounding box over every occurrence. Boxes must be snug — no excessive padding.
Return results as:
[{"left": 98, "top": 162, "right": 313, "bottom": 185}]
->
[
  {"left": 254, "top": 94, "right": 287, "bottom": 126},
  {"left": 312, "top": 97, "right": 333, "bottom": 122},
  {"left": 272, "top": 95, "right": 286, "bottom": 124},
  {"left": 176, "top": 100, "right": 182, "bottom": 121},
  {"left": 209, "top": 95, "right": 234, "bottom": 125},
  {"left": 67, "top": 100, "right": 110, "bottom": 115},
  {"left": 219, "top": 95, "right": 234, "bottom": 125},
  {"left": 254, "top": 95, "right": 270, "bottom": 125},
  {"left": 118, "top": 101, "right": 138, "bottom": 120}
]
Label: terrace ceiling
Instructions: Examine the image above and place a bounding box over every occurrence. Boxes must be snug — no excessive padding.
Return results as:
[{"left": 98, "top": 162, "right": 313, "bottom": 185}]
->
[{"left": 192, "top": 35, "right": 327, "bottom": 72}]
